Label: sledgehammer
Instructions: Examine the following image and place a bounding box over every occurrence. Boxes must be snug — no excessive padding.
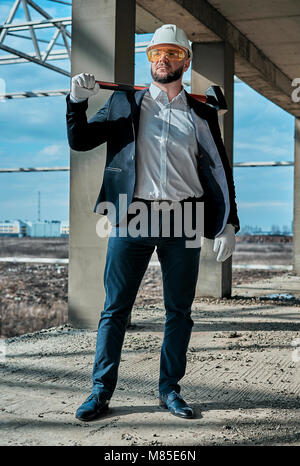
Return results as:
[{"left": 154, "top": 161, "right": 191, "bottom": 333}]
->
[{"left": 95, "top": 80, "right": 227, "bottom": 115}]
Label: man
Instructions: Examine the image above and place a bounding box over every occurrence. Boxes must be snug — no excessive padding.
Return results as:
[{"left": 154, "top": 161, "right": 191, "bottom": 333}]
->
[{"left": 66, "top": 24, "right": 240, "bottom": 421}]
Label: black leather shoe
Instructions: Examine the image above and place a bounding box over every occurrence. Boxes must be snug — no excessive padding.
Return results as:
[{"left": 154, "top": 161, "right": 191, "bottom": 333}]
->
[
  {"left": 159, "top": 391, "right": 194, "bottom": 419},
  {"left": 75, "top": 393, "right": 110, "bottom": 422}
]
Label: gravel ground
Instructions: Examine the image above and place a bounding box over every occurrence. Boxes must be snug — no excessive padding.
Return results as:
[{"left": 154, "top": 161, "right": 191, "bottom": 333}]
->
[
  {"left": 1, "top": 288, "right": 299, "bottom": 446},
  {"left": 0, "top": 239, "right": 299, "bottom": 446}
]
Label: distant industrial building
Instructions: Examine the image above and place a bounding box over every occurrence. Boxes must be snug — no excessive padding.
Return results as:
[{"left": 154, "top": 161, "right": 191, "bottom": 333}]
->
[
  {"left": 28, "top": 220, "right": 61, "bottom": 237},
  {"left": 60, "top": 221, "right": 69, "bottom": 237},
  {"left": 0, "top": 220, "right": 20, "bottom": 236},
  {"left": 0, "top": 220, "right": 29, "bottom": 237},
  {"left": 0, "top": 220, "right": 69, "bottom": 237}
]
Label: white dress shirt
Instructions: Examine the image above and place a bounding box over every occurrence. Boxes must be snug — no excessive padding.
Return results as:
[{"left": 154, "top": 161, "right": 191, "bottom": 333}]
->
[{"left": 133, "top": 82, "right": 204, "bottom": 201}]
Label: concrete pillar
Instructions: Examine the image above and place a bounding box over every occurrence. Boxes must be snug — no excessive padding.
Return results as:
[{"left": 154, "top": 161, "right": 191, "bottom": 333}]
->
[
  {"left": 68, "top": 0, "right": 136, "bottom": 328},
  {"left": 293, "top": 118, "right": 300, "bottom": 274},
  {"left": 191, "top": 42, "right": 234, "bottom": 297}
]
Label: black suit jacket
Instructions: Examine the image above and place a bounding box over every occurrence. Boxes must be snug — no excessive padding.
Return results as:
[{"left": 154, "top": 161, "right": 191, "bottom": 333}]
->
[{"left": 66, "top": 88, "right": 240, "bottom": 239}]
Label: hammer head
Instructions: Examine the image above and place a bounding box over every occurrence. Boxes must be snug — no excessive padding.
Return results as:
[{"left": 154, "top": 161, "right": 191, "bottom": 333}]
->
[{"left": 205, "top": 85, "right": 228, "bottom": 115}]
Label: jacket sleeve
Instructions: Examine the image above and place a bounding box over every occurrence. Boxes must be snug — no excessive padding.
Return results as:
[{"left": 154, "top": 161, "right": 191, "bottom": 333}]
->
[
  {"left": 66, "top": 93, "right": 114, "bottom": 151},
  {"left": 210, "top": 109, "right": 240, "bottom": 234}
]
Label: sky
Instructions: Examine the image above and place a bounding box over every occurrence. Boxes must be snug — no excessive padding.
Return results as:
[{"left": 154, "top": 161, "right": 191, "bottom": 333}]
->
[{"left": 0, "top": 0, "right": 295, "bottom": 232}]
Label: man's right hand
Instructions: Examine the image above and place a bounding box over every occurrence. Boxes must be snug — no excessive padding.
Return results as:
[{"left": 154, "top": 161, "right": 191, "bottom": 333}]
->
[{"left": 70, "top": 73, "right": 100, "bottom": 102}]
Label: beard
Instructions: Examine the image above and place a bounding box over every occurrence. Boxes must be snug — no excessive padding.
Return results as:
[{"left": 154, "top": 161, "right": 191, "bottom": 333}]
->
[{"left": 151, "top": 64, "right": 184, "bottom": 84}]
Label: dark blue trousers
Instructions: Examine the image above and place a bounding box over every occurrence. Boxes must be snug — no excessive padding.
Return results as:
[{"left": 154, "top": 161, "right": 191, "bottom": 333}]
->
[{"left": 92, "top": 198, "right": 202, "bottom": 398}]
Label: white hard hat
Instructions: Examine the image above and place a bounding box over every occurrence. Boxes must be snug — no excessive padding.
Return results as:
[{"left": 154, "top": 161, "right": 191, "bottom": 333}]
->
[{"left": 146, "top": 24, "right": 193, "bottom": 60}]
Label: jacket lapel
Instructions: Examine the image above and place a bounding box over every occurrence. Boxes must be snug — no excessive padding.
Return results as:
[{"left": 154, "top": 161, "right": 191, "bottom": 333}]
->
[
  {"left": 130, "top": 88, "right": 148, "bottom": 139},
  {"left": 185, "top": 90, "right": 230, "bottom": 236},
  {"left": 184, "top": 90, "right": 211, "bottom": 120},
  {"left": 185, "top": 90, "right": 220, "bottom": 166}
]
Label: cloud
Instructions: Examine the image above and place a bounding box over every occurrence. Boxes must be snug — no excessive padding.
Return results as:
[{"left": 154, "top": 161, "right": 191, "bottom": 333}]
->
[
  {"left": 238, "top": 201, "right": 291, "bottom": 208},
  {"left": 37, "top": 143, "right": 69, "bottom": 163},
  {"left": 39, "top": 144, "right": 65, "bottom": 156},
  {"left": 0, "top": 2, "right": 12, "bottom": 19},
  {"left": 235, "top": 141, "right": 292, "bottom": 158},
  {"left": 233, "top": 86, "right": 294, "bottom": 164},
  {"left": 0, "top": 93, "right": 70, "bottom": 163}
]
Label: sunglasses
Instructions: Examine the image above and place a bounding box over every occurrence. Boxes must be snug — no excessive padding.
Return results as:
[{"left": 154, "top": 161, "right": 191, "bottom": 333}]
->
[{"left": 147, "top": 46, "right": 188, "bottom": 63}]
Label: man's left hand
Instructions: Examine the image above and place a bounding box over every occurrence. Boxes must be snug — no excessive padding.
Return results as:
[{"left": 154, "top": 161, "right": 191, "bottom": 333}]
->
[{"left": 213, "top": 224, "right": 236, "bottom": 262}]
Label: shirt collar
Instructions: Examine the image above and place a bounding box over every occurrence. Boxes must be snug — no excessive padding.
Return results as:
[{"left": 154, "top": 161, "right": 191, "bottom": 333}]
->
[{"left": 149, "top": 82, "right": 188, "bottom": 106}]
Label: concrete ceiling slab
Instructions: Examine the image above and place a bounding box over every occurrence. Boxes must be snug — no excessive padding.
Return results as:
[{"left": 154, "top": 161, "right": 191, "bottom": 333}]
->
[
  {"left": 136, "top": 0, "right": 300, "bottom": 116},
  {"left": 136, "top": 0, "right": 219, "bottom": 41},
  {"left": 136, "top": 4, "right": 163, "bottom": 33},
  {"left": 208, "top": 0, "right": 300, "bottom": 21}
]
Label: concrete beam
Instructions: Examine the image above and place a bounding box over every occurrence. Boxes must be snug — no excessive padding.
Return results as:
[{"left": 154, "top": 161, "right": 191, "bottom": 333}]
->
[
  {"left": 136, "top": 0, "right": 299, "bottom": 116},
  {"left": 69, "top": 0, "right": 136, "bottom": 329}
]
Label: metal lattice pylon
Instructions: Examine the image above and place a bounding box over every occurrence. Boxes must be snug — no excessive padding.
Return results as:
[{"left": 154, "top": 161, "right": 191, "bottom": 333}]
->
[{"left": 0, "top": 0, "right": 71, "bottom": 76}]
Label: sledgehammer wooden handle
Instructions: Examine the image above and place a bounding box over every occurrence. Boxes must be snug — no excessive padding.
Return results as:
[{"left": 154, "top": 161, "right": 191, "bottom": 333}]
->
[{"left": 95, "top": 80, "right": 227, "bottom": 114}]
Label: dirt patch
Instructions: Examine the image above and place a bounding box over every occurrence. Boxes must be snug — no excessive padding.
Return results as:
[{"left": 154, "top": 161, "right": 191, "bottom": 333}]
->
[
  {"left": 0, "top": 237, "right": 68, "bottom": 258},
  {"left": 0, "top": 261, "right": 298, "bottom": 338},
  {"left": 0, "top": 263, "right": 68, "bottom": 337},
  {"left": 1, "top": 236, "right": 299, "bottom": 446},
  {"left": 1, "top": 298, "right": 299, "bottom": 446},
  {"left": 0, "top": 236, "right": 295, "bottom": 338}
]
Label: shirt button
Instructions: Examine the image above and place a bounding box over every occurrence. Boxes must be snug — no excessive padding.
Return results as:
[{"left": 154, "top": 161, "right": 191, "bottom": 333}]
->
[{"left": 132, "top": 155, "right": 135, "bottom": 160}]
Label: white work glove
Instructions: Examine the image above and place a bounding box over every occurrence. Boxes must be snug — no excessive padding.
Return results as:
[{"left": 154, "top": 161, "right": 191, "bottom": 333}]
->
[
  {"left": 70, "top": 72, "right": 100, "bottom": 102},
  {"left": 213, "top": 224, "right": 236, "bottom": 262}
]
